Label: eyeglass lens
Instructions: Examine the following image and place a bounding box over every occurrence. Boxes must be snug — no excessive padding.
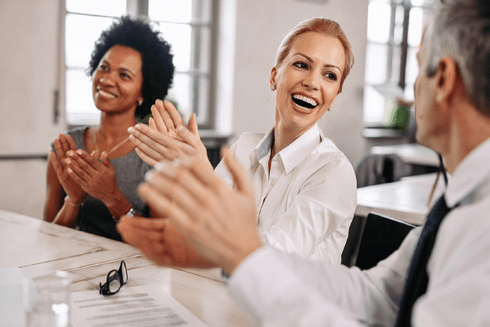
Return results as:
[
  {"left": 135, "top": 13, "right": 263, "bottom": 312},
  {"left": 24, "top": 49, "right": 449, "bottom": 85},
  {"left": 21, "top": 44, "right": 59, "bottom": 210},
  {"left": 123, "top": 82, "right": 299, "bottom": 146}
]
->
[{"left": 100, "top": 261, "right": 128, "bottom": 295}]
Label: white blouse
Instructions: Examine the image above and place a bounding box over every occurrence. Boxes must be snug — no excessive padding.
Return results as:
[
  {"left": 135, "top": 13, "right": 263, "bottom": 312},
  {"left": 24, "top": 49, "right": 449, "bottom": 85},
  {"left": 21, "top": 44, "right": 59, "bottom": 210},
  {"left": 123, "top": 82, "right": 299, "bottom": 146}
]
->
[{"left": 215, "top": 124, "right": 357, "bottom": 263}]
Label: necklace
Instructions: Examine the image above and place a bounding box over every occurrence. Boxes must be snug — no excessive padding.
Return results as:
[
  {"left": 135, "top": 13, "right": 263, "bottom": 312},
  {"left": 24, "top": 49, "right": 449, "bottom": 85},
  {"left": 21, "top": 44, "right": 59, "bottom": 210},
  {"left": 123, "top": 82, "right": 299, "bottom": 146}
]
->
[{"left": 92, "top": 127, "right": 131, "bottom": 156}]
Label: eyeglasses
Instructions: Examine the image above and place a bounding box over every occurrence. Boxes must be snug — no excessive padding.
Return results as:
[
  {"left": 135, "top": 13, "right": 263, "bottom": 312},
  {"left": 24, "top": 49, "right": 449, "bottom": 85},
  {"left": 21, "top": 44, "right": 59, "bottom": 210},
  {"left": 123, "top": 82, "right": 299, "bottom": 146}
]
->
[{"left": 99, "top": 261, "right": 128, "bottom": 296}]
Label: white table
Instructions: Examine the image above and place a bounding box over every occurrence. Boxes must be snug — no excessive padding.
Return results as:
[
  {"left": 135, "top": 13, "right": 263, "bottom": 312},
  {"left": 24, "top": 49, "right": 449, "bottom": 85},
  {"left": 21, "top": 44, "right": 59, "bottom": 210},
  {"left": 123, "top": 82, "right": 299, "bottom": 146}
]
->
[
  {"left": 0, "top": 210, "right": 253, "bottom": 327},
  {"left": 355, "top": 173, "right": 446, "bottom": 226},
  {"left": 370, "top": 143, "right": 440, "bottom": 167}
]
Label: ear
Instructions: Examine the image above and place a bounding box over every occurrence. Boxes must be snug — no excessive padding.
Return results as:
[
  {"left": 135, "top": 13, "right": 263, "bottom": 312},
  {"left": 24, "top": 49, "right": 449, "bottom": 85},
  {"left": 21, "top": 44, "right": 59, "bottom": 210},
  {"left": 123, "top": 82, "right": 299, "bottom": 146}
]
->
[
  {"left": 270, "top": 66, "right": 277, "bottom": 89},
  {"left": 435, "top": 57, "right": 458, "bottom": 106}
]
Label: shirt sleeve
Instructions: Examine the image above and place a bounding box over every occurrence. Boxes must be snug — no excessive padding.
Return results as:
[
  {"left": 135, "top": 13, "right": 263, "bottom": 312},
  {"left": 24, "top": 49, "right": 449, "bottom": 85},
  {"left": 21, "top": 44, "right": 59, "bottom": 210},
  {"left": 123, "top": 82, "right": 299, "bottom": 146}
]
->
[
  {"left": 229, "top": 229, "right": 420, "bottom": 327},
  {"left": 261, "top": 155, "right": 357, "bottom": 261}
]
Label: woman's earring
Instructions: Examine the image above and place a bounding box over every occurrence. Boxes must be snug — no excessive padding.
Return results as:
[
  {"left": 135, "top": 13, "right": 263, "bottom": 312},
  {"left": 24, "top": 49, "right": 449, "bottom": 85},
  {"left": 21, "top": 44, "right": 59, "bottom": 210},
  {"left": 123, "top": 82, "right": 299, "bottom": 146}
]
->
[
  {"left": 271, "top": 85, "right": 276, "bottom": 91},
  {"left": 138, "top": 99, "right": 143, "bottom": 106}
]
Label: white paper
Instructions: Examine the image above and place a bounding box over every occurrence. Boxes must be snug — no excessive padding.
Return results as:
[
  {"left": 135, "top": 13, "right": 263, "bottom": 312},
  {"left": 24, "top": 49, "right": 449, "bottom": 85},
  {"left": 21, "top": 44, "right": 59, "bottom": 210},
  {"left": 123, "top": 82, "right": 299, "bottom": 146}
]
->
[{"left": 70, "top": 285, "right": 208, "bottom": 327}]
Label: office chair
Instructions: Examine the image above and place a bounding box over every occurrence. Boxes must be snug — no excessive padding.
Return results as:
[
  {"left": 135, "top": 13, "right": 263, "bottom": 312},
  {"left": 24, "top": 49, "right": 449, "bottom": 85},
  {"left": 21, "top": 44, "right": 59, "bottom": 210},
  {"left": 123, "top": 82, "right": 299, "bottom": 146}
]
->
[{"left": 353, "top": 212, "right": 415, "bottom": 270}]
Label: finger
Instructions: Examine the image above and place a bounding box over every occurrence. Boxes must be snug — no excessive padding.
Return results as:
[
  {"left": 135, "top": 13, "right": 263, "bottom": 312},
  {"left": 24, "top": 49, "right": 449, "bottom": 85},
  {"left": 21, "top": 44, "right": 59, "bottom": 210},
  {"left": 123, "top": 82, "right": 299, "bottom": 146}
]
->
[
  {"left": 164, "top": 100, "right": 185, "bottom": 127},
  {"left": 53, "top": 138, "right": 67, "bottom": 165},
  {"left": 49, "top": 151, "right": 63, "bottom": 175},
  {"left": 176, "top": 124, "right": 205, "bottom": 149},
  {"left": 58, "top": 134, "right": 71, "bottom": 154},
  {"left": 100, "top": 151, "right": 113, "bottom": 168},
  {"left": 72, "top": 149, "right": 100, "bottom": 171},
  {"left": 117, "top": 216, "right": 166, "bottom": 246},
  {"left": 155, "top": 99, "right": 176, "bottom": 132},
  {"left": 221, "top": 148, "right": 255, "bottom": 197},
  {"left": 152, "top": 100, "right": 169, "bottom": 133},
  {"left": 65, "top": 134, "right": 77, "bottom": 151},
  {"left": 66, "top": 165, "right": 89, "bottom": 187},
  {"left": 135, "top": 148, "right": 159, "bottom": 167},
  {"left": 187, "top": 113, "right": 199, "bottom": 136},
  {"left": 148, "top": 116, "right": 157, "bottom": 129}
]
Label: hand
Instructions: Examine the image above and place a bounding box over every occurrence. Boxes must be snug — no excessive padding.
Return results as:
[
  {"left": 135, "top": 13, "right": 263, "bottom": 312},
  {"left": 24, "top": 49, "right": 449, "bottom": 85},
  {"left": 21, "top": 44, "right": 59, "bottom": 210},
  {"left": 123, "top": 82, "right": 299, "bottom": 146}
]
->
[
  {"left": 136, "top": 150, "right": 263, "bottom": 275},
  {"left": 64, "top": 149, "right": 121, "bottom": 205},
  {"left": 50, "top": 134, "right": 87, "bottom": 205},
  {"left": 128, "top": 99, "right": 209, "bottom": 167},
  {"left": 117, "top": 216, "right": 215, "bottom": 268}
]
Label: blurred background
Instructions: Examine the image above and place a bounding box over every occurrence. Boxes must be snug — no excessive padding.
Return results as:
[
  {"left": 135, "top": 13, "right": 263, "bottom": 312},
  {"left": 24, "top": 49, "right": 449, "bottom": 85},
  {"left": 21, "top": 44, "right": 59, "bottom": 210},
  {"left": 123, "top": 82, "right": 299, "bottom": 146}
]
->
[{"left": 0, "top": 0, "right": 435, "bottom": 218}]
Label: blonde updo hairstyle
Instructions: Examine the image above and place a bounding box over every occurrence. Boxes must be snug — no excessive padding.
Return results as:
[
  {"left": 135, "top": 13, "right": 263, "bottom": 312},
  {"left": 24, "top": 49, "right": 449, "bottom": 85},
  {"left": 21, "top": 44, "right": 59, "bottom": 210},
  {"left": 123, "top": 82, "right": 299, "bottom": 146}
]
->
[{"left": 274, "top": 17, "right": 354, "bottom": 92}]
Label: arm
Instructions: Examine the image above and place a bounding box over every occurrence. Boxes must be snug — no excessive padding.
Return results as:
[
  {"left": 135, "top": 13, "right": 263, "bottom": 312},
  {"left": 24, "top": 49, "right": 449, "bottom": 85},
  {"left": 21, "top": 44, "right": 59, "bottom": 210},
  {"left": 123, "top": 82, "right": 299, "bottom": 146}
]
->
[{"left": 119, "top": 150, "right": 379, "bottom": 325}]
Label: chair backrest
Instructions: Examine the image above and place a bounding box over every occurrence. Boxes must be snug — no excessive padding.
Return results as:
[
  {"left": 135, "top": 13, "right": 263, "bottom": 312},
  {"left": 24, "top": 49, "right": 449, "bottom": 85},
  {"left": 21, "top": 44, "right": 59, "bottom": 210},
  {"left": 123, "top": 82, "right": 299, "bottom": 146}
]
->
[
  {"left": 354, "top": 212, "right": 415, "bottom": 270},
  {"left": 355, "top": 153, "right": 411, "bottom": 188}
]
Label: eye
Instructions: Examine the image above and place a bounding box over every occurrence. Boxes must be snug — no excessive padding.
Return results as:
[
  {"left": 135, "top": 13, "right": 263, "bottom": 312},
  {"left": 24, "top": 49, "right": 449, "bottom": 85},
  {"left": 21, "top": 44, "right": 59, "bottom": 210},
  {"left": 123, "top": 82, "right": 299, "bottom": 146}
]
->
[
  {"left": 293, "top": 61, "right": 308, "bottom": 69},
  {"left": 325, "top": 72, "right": 337, "bottom": 81},
  {"left": 120, "top": 72, "right": 131, "bottom": 79},
  {"left": 98, "top": 64, "right": 109, "bottom": 71}
]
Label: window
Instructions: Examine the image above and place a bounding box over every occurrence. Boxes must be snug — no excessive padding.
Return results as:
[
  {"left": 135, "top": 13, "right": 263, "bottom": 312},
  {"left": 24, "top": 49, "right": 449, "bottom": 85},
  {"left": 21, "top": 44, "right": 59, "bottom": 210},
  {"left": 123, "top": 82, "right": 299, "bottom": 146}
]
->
[
  {"left": 363, "top": 0, "right": 435, "bottom": 125},
  {"left": 64, "top": 0, "right": 216, "bottom": 128}
]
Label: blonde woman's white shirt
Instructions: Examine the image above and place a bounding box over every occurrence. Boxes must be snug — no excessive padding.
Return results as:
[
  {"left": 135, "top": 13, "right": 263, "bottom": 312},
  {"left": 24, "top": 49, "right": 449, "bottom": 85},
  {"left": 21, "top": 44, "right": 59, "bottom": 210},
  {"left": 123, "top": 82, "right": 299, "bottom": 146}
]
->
[{"left": 215, "top": 123, "right": 357, "bottom": 263}]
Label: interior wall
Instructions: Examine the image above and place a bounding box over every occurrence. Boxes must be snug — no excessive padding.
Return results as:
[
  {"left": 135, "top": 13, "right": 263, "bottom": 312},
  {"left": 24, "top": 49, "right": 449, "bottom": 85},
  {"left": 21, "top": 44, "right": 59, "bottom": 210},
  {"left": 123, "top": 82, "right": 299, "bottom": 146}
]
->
[{"left": 231, "top": 0, "right": 368, "bottom": 165}]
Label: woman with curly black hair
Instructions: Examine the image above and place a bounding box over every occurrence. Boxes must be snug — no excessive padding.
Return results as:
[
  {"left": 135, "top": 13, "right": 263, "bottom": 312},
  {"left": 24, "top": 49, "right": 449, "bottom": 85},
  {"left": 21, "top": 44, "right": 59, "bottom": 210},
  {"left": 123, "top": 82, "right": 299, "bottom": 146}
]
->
[{"left": 43, "top": 16, "right": 175, "bottom": 241}]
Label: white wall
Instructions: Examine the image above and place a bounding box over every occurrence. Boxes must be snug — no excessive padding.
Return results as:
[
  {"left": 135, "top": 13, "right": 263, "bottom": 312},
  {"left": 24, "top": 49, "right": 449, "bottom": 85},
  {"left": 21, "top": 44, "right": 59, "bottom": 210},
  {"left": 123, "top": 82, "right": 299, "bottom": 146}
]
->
[{"left": 230, "top": 0, "right": 368, "bottom": 165}]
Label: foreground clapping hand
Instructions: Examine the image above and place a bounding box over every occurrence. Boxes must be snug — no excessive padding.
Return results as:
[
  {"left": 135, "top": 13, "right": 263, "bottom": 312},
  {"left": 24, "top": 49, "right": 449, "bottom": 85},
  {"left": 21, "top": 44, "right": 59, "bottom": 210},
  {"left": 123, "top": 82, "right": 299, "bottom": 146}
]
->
[{"left": 118, "top": 149, "right": 263, "bottom": 275}]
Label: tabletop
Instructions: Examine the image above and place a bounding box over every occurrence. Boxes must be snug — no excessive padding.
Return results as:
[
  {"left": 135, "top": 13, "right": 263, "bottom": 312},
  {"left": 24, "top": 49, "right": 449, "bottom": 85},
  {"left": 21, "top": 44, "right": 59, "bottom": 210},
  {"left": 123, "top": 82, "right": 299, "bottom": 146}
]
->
[
  {"left": 355, "top": 173, "right": 446, "bottom": 226},
  {"left": 0, "top": 210, "right": 253, "bottom": 327}
]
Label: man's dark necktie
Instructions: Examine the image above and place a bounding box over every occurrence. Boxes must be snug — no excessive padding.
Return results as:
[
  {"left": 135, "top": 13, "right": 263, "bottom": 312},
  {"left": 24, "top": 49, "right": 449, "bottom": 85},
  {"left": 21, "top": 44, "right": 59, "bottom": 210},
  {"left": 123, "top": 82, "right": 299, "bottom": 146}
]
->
[{"left": 395, "top": 195, "right": 452, "bottom": 327}]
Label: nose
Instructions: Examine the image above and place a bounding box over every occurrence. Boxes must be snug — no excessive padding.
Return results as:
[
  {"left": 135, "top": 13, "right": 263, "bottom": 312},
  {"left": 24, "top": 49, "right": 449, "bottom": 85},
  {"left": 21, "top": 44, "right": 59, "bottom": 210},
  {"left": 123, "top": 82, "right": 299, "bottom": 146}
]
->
[
  {"left": 301, "top": 71, "right": 319, "bottom": 90},
  {"left": 99, "top": 72, "right": 116, "bottom": 86}
]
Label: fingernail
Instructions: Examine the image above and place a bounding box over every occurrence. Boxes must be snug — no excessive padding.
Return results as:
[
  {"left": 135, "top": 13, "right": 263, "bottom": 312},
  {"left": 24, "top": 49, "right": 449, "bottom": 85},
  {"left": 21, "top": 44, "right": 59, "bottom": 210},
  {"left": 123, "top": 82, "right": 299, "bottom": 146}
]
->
[
  {"left": 68, "top": 151, "right": 74, "bottom": 157},
  {"left": 135, "top": 124, "right": 141, "bottom": 129},
  {"left": 128, "top": 127, "right": 134, "bottom": 133},
  {"left": 65, "top": 158, "right": 71, "bottom": 164},
  {"left": 76, "top": 149, "right": 83, "bottom": 155},
  {"left": 67, "top": 168, "right": 73, "bottom": 173}
]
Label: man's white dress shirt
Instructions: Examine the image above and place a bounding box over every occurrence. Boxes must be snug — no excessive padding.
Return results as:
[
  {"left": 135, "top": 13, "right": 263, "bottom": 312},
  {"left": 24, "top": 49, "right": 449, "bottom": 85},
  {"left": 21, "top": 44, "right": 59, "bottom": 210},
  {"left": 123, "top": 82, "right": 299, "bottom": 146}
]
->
[
  {"left": 228, "top": 137, "right": 490, "bottom": 326},
  {"left": 215, "top": 124, "right": 357, "bottom": 262}
]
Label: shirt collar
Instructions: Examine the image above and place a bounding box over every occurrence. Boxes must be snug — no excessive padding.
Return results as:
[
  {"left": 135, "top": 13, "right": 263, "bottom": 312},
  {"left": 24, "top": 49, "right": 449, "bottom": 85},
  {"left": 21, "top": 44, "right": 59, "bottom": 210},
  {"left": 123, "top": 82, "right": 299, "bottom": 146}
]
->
[
  {"left": 446, "top": 137, "right": 490, "bottom": 207},
  {"left": 279, "top": 124, "right": 322, "bottom": 174},
  {"left": 253, "top": 124, "right": 322, "bottom": 174}
]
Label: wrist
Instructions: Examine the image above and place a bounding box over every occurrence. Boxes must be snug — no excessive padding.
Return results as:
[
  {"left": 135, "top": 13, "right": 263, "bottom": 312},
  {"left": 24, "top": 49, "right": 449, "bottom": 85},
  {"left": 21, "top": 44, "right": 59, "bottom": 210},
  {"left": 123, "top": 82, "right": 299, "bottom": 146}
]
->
[
  {"left": 113, "top": 207, "right": 136, "bottom": 222},
  {"left": 65, "top": 196, "right": 83, "bottom": 208}
]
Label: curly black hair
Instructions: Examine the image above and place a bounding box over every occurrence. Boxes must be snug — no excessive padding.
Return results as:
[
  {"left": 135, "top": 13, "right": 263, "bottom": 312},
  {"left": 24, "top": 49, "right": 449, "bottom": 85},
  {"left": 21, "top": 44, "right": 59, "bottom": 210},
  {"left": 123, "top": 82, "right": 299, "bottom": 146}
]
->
[{"left": 88, "top": 16, "right": 175, "bottom": 119}]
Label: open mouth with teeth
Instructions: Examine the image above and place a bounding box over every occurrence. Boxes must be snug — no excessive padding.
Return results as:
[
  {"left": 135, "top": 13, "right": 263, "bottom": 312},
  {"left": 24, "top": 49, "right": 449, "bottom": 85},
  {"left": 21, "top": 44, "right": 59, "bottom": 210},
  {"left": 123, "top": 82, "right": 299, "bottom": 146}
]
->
[
  {"left": 292, "top": 94, "right": 318, "bottom": 110},
  {"left": 97, "top": 86, "right": 118, "bottom": 99}
]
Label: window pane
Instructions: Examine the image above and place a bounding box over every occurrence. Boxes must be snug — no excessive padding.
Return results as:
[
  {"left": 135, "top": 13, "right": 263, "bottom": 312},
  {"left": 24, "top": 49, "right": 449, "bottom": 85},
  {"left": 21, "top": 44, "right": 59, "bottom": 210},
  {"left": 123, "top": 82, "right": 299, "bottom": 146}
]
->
[
  {"left": 365, "top": 44, "right": 388, "bottom": 85},
  {"left": 408, "top": 7, "right": 424, "bottom": 47},
  {"left": 363, "top": 85, "right": 387, "bottom": 124},
  {"left": 153, "top": 22, "right": 192, "bottom": 72},
  {"left": 406, "top": 47, "right": 419, "bottom": 86},
  {"left": 167, "top": 74, "right": 209, "bottom": 125},
  {"left": 167, "top": 74, "right": 192, "bottom": 121},
  {"left": 65, "top": 69, "right": 100, "bottom": 125},
  {"left": 66, "top": 0, "right": 126, "bottom": 16},
  {"left": 65, "top": 14, "right": 115, "bottom": 68},
  {"left": 148, "top": 0, "right": 193, "bottom": 23},
  {"left": 367, "top": 2, "right": 392, "bottom": 43}
]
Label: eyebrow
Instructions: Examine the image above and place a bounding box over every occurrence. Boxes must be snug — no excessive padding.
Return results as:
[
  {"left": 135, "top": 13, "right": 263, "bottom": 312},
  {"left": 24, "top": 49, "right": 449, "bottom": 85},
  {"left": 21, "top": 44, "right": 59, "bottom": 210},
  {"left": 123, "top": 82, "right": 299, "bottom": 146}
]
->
[{"left": 294, "top": 53, "right": 342, "bottom": 73}]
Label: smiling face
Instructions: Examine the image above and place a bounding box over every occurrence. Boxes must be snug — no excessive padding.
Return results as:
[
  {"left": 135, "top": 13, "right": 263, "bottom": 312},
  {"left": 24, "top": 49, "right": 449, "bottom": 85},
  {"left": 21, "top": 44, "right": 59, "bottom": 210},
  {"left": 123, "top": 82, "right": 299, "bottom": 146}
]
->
[
  {"left": 92, "top": 45, "right": 144, "bottom": 115},
  {"left": 270, "top": 32, "right": 345, "bottom": 138}
]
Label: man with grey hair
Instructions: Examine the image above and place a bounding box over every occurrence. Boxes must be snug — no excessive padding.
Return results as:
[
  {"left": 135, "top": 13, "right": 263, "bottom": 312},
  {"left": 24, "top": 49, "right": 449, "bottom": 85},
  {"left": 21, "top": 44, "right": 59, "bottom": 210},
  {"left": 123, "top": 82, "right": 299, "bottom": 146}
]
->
[{"left": 118, "top": 0, "right": 490, "bottom": 325}]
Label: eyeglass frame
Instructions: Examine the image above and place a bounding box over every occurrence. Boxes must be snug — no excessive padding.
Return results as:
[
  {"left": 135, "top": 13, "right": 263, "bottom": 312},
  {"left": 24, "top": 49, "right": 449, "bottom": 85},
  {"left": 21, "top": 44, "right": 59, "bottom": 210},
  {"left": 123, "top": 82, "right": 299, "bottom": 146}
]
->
[{"left": 99, "top": 260, "right": 128, "bottom": 296}]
